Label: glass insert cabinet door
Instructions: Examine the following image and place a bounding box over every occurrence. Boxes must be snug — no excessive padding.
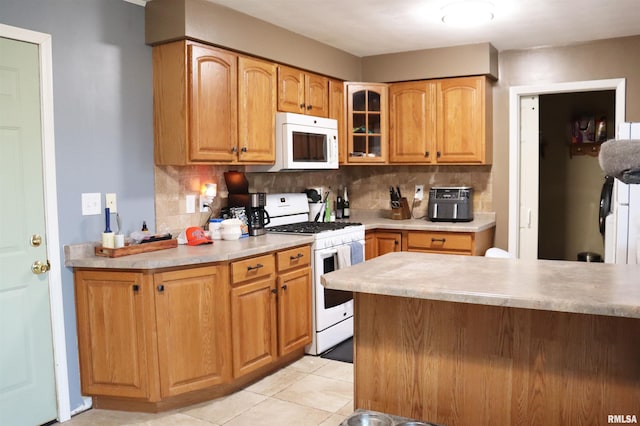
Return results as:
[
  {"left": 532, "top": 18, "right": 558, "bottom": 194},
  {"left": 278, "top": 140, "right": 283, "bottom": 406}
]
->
[{"left": 346, "top": 83, "right": 388, "bottom": 163}]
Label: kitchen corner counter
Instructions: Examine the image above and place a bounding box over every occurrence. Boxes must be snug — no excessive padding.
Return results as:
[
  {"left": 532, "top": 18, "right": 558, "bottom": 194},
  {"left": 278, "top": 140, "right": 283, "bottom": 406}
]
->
[
  {"left": 347, "top": 209, "right": 495, "bottom": 232},
  {"left": 321, "top": 251, "right": 640, "bottom": 318},
  {"left": 65, "top": 234, "right": 314, "bottom": 270},
  {"left": 333, "top": 252, "right": 640, "bottom": 425}
]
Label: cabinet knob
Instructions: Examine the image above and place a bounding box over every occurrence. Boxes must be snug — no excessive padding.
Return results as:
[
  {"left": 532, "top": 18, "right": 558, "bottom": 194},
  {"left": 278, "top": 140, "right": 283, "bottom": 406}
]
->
[
  {"left": 133, "top": 284, "right": 139, "bottom": 293},
  {"left": 299, "top": 103, "right": 305, "bottom": 108},
  {"left": 306, "top": 105, "right": 312, "bottom": 110},
  {"left": 394, "top": 240, "right": 399, "bottom": 245},
  {"left": 437, "top": 151, "right": 441, "bottom": 158},
  {"left": 157, "top": 284, "right": 165, "bottom": 293},
  {"left": 231, "top": 146, "right": 238, "bottom": 153},
  {"left": 271, "top": 288, "right": 277, "bottom": 294},
  {"left": 241, "top": 147, "right": 248, "bottom": 153},
  {"left": 282, "top": 284, "right": 288, "bottom": 291},
  {"left": 425, "top": 151, "right": 430, "bottom": 157}
]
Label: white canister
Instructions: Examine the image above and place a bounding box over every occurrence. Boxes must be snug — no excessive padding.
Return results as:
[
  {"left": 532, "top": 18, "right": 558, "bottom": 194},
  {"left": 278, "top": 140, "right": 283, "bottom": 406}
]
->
[
  {"left": 209, "top": 218, "right": 223, "bottom": 240},
  {"left": 221, "top": 218, "right": 242, "bottom": 240}
]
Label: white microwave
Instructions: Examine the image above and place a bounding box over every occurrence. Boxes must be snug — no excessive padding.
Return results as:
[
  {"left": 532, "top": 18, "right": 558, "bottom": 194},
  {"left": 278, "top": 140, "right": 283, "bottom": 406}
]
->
[{"left": 247, "top": 112, "right": 338, "bottom": 172}]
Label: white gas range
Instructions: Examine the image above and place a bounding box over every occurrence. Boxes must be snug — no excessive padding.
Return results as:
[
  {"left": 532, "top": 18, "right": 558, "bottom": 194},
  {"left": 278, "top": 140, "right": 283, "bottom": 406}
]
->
[{"left": 265, "top": 193, "right": 365, "bottom": 355}]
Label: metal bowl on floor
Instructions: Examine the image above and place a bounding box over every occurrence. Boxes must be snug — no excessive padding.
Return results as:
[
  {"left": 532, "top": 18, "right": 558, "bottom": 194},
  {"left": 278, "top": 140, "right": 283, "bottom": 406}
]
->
[{"left": 346, "top": 412, "right": 394, "bottom": 426}]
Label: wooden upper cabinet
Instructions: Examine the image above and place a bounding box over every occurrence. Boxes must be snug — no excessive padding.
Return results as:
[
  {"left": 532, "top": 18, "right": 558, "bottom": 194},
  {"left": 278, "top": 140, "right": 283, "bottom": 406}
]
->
[
  {"left": 328, "top": 79, "right": 347, "bottom": 164},
  {"left": 188, "top": 44, "right": 238, "bottom": 162},
  {"left": 436, "top": 76, "right": 492, "bottom": 164},
  {"left": 153, "top": 266, "right": 232, "bottom": 397},
  {"left": 238, "top": 56, "right": 277, "bottom": 163},
  {"left": 389, "top": 81, "right": 436, "bottom": 163},
  {"left": 346, "top": 83, "right": 388, "bottom": 163},
  {"left": 153, "top": 41, "right": 238, "bottom": 165},
  {"left": 277, "top": 65, "right": 329, "bottom": 117}
]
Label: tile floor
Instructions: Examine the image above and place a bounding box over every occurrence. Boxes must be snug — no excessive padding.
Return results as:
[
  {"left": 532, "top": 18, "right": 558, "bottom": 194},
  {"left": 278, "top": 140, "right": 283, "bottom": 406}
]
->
[{"left": 62, "top": 356, "right": 353, "bottom": 426}]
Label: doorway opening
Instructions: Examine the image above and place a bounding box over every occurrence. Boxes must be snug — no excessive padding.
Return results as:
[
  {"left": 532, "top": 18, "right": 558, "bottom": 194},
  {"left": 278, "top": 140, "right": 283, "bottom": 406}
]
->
[
  {"left": 508, "top": 78, "right": 626, "bottom": 259},
  {"left": 538, "top": 90, "right": 615, "bottom": 261}
]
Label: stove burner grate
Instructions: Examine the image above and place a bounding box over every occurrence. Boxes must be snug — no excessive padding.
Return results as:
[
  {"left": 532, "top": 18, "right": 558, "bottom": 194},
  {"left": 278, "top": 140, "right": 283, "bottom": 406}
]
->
[{"left": 267, "top": 221, "right": 363, "bottom": 234}]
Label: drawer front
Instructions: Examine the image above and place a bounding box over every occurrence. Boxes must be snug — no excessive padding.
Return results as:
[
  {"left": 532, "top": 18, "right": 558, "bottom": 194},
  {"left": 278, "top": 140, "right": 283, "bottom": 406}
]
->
[
  {"left": 276, "top": 245, "right": 311, "bottom": 272},
  {"left": 407, "top": 232, "right": 472, "bottom": 254},
  {"left": 231, "top": 254, "right": 275, "bottom": 284}
]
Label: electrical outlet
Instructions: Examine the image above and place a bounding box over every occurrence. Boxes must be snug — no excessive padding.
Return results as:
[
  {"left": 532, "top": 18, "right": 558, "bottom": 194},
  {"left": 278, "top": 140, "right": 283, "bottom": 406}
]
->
[
  {"left": 414, "top": 185, "right": 424, "bottom": 201},
  {"left": 199, "top": 195, "right": 211, "bottom": 213},
  {"left": 105, "top": 193, "right": 117, "bottom": 213}
]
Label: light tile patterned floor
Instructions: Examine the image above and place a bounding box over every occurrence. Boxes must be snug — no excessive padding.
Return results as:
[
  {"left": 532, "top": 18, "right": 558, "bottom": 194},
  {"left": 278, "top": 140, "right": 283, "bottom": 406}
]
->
[{"left": 62, "top": 357, "right": 352, "bottom": 426}]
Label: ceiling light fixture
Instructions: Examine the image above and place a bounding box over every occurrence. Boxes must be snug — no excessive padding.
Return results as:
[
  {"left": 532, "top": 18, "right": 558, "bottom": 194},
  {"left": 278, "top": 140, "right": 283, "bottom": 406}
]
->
[{"left": 441, "top": 1, "right": 494, "bottom": 26}]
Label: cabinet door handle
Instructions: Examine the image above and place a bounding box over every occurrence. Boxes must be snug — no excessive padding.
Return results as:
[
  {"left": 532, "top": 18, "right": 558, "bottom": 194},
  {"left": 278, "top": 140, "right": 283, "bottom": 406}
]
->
[
  {"left": 431, "top": 238, "right": 446, "bottom": 243},
  {"left": 231, "top": 146, "right": 238, "bottom": 153},
  {"left": 394, "top": 240, "right": 399, "bottom": 245},
  {"left": 247, "top": 263, "right": 263, "bottom": 271},
  {"left": 289, "top": 253, "right": 304, "bottom": 260},
  {"left": 437, "top": 151, "right": 441, "bottom": 158},
  {"left": 282, "top": 284, "right": 288, "bottom": 291},
  {"left": 157, "top": 284, "right": 165, "bottom": 293},
  {"left": 271, "top": 288, "right": 277, "bottom": 294},
  {"left": 133, "top": 284, "right": 139, "bottom": 293},
  {"left": 425, "top": 151, "right": 430, "bottom": 157},
  {"left": 299, "top": 103, "right": 305, "bottom": 108},
  {"left": 241, "top": 147, "right": 248, "bottom": 153},
  {"left": 306, "top": 105, "right": 312, "bottom": 110}
]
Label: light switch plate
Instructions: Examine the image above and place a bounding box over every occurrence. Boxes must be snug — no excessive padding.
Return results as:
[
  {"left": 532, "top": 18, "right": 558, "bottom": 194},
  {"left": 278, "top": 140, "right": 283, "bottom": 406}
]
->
[
  {"left": 186, "top": 195, "right": 196, "bottom": 214},
  {"left": 105, "top": 193, "right": 117, "bottom": 213},
  {"left": 81, "top": 192, "right": 101, "bottom": 215}
]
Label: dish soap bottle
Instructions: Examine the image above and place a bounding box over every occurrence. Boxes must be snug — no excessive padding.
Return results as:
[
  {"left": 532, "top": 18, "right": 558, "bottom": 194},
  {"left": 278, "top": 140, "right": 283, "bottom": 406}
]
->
[{"left": 342, "top": 187, "right": 350, "bottom": 219}]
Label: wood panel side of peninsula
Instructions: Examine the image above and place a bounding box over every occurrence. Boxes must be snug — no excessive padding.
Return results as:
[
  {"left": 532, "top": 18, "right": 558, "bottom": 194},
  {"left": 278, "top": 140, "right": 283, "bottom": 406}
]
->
[{"left": 354, "top": 293, "right": 640, "bottom": 426}]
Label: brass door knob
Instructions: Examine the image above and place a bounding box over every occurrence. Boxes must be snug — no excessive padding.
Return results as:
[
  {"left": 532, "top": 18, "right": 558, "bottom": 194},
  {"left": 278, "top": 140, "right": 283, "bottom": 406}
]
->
[{"left": 31, "top": 260, "right": 50, "bottom": 275}]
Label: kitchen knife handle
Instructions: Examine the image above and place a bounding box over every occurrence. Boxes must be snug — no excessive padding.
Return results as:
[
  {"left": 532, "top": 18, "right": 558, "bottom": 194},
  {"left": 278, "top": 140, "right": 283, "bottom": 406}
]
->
[{"left": 247, "top": 263, "right": 264, "bottom": 271}]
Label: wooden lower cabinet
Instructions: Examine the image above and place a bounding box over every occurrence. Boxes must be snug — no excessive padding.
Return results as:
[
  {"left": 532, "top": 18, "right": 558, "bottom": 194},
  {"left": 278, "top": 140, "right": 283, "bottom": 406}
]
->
[
  {"left": 366, "top": 228, "right": 494, "bottom": 259},
  {"left": 231, "top": 275, "right": 278, "bottom": 377},
  {"left": 277, "top": 268, "right": 313, "bottom": 355},
  {"left": 153, "top": 267, "right": 231, "bottom": 397},
  {"left": 230, "top": 245, "right": 312, "bottom": 378},
  {"left": 74, "top": 270, "right": 151, "bottom": 399},
  {"left": 73, "top": 244, "right": 312, "bottom": 412}
]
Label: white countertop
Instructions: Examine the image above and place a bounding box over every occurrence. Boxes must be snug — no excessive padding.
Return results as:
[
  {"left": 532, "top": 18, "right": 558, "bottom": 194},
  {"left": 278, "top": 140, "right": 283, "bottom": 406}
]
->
[
  {"left": 65, "top": 233, "right": 315, "bottom": 270},
  {"left": 349, "top": 209, "right": 495, "bottom": 232},
  {"left": 321, "top": 251, "right": 640, "bottom": 319},
  {"left": 64, "top": 210, "right": 495, "bottom": 270}
]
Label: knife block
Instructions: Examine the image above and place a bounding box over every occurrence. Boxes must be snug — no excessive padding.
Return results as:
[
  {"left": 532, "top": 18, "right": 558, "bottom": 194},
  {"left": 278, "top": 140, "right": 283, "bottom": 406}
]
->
[{"left": 391, "top": 197, "right": 411, "bottom": 220}]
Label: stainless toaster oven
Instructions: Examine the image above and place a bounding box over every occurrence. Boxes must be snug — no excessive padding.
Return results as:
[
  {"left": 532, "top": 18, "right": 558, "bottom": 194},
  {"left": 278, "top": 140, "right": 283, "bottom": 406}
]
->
[{"left": 427, "top": 186, "right": 473, "bottom": 222}]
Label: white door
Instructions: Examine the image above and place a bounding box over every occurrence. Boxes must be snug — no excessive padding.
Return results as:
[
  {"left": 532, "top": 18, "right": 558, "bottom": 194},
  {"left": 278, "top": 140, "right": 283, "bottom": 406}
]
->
[
  {"left": 518, "top": 95, "right": 540, "bottom": 259},
  {"left": 0, "top": 36, "right": 58, "bottom": 425}
]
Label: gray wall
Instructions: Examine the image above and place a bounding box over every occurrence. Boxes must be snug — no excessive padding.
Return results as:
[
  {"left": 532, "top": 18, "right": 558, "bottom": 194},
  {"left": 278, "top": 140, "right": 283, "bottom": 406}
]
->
[
  {"left": 492, "top": 35, "right": 640, "bottom": 249},
  {"left": 1, "top": 0, "right": 154, "bottom": 411}
]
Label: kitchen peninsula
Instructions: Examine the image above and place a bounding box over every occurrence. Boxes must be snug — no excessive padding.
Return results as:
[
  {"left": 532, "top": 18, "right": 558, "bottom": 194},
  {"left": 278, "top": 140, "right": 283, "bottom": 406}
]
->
[{"left": 322, "top": 252, "right": 640, "bottom": 426}]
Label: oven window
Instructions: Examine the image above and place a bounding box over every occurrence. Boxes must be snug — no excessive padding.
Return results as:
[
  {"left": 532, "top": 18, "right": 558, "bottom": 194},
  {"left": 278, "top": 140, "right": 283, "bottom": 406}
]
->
[
  {"left": 323, "top": 255, "right": 353, "bottom": 308},
  {"left": 292, "top": 131, "right": 327, "bottom": 162}
]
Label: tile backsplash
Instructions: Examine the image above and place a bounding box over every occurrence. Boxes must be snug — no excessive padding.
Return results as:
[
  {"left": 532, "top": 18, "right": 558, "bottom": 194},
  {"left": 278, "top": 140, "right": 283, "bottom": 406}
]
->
[{"left": 155, "top": 164, "right": 492, "bottom": 231}]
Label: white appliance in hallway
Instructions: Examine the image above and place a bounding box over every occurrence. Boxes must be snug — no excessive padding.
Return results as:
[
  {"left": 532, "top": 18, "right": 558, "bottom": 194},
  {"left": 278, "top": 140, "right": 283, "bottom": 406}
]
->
[
  {"left": 602, "top": 122, "right": 640, "bottom": 264},
  {"left": 264, "top": 193, "right": 365, "bottom": 355}
]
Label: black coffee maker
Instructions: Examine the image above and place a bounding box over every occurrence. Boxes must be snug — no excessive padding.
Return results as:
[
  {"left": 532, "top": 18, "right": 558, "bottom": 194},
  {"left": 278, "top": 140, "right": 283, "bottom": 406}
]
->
[{"left": 246, "top": 193, "right": 270, "bottom": 236}]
